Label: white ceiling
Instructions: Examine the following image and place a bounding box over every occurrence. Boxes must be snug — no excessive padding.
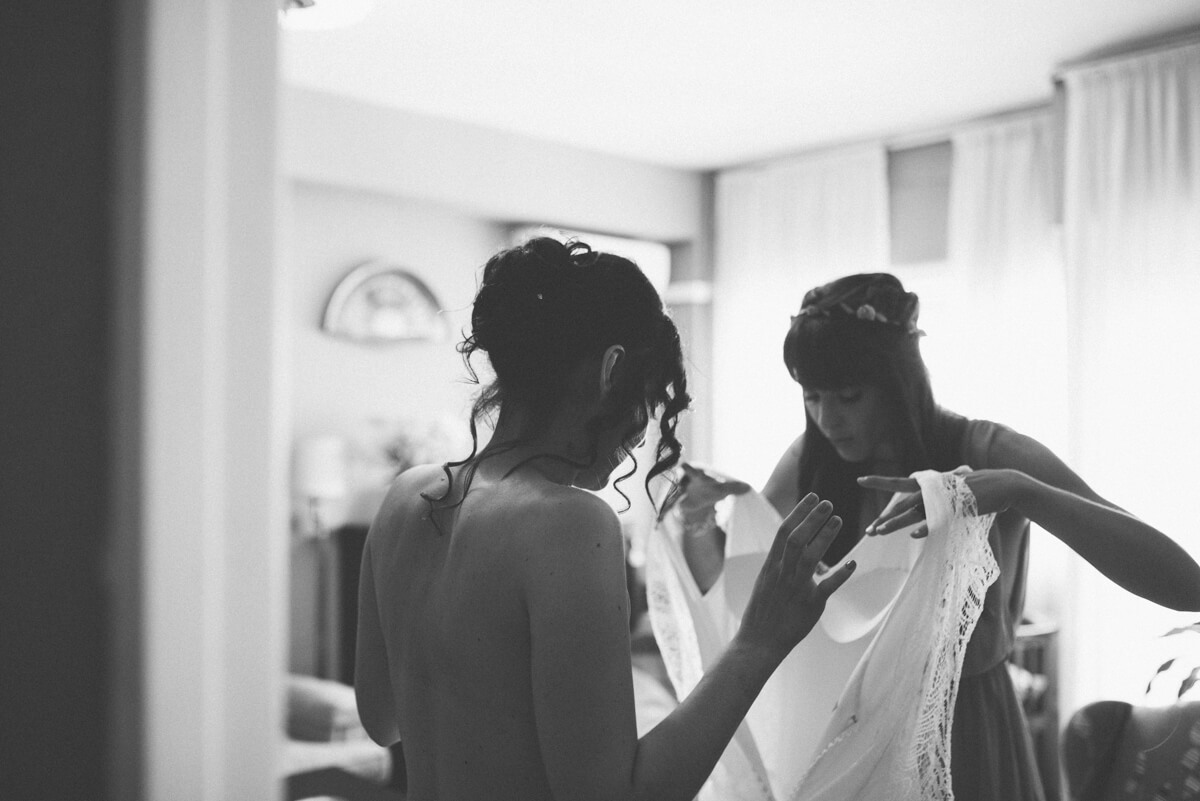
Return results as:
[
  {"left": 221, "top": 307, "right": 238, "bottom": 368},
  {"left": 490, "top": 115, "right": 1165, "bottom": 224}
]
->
[{"left": 280, "top": 1, "right": 1200, "bottom": 171}]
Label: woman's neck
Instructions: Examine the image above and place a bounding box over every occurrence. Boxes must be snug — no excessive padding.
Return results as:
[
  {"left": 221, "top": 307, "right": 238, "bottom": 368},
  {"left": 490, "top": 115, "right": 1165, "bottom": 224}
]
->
[
  {"left": 483, "top": 410, "right": 589, "bottom": 486},
  {"left": 866, "top": 437, "right": 903, "bottom": 476}
]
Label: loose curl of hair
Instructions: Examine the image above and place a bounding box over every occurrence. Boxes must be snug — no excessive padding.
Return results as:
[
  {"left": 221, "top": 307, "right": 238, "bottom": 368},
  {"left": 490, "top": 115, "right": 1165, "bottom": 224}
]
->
[
  {"left": 424, "top": 237, "right": 691, "bottom": 522},
  {"left": 782, "top": 273, "right": 967, "bottom": 563}
]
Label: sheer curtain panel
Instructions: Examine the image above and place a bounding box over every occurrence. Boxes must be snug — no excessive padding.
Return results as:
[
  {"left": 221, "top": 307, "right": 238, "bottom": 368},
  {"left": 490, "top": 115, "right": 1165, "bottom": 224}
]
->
[
  {"left": 1061, "top": 40, "right": 1200, "bottom": 712},
  {"left": 943, "top": 107, "right": 1074, "bottom": 630},
  {"left": 712, "top": 146, "right": 890, "bottom": 484},
  {"left": 943, "top": 108, "right": 1067, "bottom": 449}
]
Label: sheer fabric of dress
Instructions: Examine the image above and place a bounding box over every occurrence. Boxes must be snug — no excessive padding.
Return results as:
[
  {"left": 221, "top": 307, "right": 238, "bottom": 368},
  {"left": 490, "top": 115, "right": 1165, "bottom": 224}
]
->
[{"left": 646, "top": 470, "right": 999, "bottom": 801}]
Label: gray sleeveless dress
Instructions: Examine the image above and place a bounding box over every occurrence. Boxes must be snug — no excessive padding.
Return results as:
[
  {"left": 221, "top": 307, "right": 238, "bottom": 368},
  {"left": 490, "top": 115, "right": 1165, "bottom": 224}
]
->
[{"left": 950, "top": 419, "right": 1048, "bottom": 801}]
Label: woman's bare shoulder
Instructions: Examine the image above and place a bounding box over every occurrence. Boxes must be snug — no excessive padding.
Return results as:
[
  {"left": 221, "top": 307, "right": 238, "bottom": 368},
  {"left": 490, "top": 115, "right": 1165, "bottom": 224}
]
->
[
  {"left": 506, "top": 481, "right": 621, "bottom": 548},
  {"left": 493, "top": 481, "right": 622, "bottom": 574},
  {"left": 366, "top": 464, "right": 454, "bottom": 540},
  {"left": 509, "top": 486, "right": 628, "bottom": 621},
  {"left": 372, "top": 465, "right": 620, "bottom": 548}
]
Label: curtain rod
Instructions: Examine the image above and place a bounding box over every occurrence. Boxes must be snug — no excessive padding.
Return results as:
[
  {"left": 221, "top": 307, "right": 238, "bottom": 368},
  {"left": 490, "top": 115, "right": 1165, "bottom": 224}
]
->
[
  {"left": 721, "top": 100, "right": 1055, "bottom": 173},
  {"left": 1053, "top": 30, "right": 1200, "bottom": 81},
  {"left": 884, "top": 102, "right": 1053, "bottom": 151}
]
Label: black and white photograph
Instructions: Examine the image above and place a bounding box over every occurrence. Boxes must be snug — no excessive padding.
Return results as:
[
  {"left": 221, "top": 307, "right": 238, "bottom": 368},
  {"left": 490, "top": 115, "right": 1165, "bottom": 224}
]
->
[{"left": 6, "top": 2, "right": 1200, "bottom": 800}]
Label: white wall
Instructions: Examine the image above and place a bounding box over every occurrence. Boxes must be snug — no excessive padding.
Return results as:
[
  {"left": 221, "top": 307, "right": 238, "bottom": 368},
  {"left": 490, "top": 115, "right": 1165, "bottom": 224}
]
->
[
  {"left": 286, "top": 181, "right": 504, "bottom": 499},
  {"left": 280, "top": 87, "right": 708, "bottom": 674},
  {"left": 282, "top": 87, "right": 707, "bottom": 242},
  {"left": 116, "top": 1, "right": 289, "bottom": 798}
]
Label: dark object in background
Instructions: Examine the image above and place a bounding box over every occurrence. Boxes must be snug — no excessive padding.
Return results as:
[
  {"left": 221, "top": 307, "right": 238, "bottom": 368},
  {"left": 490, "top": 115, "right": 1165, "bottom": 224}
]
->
[{"left": 1062, "top": 700, "right": 1200, "bottom": 801}]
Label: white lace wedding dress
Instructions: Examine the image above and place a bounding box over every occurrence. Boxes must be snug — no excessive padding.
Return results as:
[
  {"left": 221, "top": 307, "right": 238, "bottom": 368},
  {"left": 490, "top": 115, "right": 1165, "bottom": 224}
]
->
[{"left": 646, "top": 470, "right": 999, "bottom": 801}]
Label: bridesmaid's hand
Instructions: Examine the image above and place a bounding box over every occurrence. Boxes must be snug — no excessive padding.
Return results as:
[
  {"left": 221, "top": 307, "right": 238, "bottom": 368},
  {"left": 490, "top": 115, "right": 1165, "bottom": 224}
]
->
[
  {"left": 675, "top": 463, "right": 752, "bottom": 516},
  {"left": 670, "top": 464, "right": 753, "bottom": 594},
  {"left": 857, "top": 467, "right": 1022, "bottom": 537}
]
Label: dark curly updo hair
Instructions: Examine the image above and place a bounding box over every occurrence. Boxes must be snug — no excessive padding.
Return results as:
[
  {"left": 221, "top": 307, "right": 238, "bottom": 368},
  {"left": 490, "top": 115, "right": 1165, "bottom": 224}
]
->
[
  {"left": 783, "top": 273, "right": 966, "bottom": 560},
  {"left": 428, "top": 237, "right": 691, "bottom": 516}
]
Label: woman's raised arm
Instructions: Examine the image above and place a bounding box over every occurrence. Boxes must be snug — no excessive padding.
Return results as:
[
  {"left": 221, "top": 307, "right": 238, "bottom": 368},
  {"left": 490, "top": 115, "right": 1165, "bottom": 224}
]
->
[
  {"left": 862, "top": 428, "right": 1200, "bottom": 612},
  {"left": 524, "top": 491, "right": 853, "bottom": 801}
]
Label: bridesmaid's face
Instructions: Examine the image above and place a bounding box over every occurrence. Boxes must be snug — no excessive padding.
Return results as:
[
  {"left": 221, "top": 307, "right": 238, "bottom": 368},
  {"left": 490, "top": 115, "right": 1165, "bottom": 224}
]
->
[{"left": 802, "top": 384, "right": 892, "bottom": 464}]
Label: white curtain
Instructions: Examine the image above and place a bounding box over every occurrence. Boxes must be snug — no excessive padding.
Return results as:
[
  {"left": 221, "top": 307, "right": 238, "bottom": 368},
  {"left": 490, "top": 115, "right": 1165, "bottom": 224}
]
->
[
  {"left": 712, "top": 146, "right": 890, "bottom": 485},
  {"left": 1061, "top": 41, "right": 1200, "bottom": 711},
  {"left": 942, "top": 110, "right": 1073, "bottom": 609},
  {"left": 892, "top": 110, "right": 1070, "bottom": 453},
  {"left": 902, "top": 108, "right": 1084, "bottom": 722}
]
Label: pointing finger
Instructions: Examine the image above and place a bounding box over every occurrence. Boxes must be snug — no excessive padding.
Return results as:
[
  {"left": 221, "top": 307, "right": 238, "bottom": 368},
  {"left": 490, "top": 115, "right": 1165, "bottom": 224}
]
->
[
  {"left": 872, "top": 504, "right": 927, "bottom": 535},
  {"left": 867, "top": 491, "right": 924, "bottom": 534},
  {"left": 858, "top": 475, "right": 920, "bottom": 493}
]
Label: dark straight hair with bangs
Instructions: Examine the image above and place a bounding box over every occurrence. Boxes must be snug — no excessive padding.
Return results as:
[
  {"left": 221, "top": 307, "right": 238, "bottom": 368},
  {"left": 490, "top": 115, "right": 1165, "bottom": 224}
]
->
[{"left": 782, "top": 274, "right": 968, "bottom": 562}]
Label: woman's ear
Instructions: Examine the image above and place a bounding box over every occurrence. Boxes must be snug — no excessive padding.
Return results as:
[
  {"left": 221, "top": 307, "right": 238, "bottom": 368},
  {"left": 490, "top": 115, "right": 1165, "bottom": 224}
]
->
[{"left": 599, "top": 345, "right": 625, "bottom": 396}]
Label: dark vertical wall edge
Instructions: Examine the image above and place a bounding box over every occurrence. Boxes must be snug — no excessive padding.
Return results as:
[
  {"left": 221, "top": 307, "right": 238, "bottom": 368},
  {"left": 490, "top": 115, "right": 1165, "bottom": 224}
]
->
[
  {"left": 0, "top": 1, "right": 124, "bottom": 799},
  {"left": 108, "top": 0, "right": 148, "bottom": 798}
]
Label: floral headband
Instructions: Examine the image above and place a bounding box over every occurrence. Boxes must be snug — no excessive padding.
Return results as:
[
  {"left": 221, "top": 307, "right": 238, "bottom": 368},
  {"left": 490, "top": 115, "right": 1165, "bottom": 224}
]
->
[{"left": 792, "top": 276, "right": 925, "bottom": 336}]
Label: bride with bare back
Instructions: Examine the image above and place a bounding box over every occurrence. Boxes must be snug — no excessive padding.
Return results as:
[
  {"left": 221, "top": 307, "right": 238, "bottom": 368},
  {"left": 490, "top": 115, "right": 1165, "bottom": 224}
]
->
[{"left": 353, "top": 237, "right": 857, "bottom": 801}]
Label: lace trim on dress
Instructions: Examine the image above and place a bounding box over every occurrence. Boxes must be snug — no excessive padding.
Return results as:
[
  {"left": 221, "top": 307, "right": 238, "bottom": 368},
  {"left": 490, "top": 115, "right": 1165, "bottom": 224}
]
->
[{"left": 647, "top": 469, "right": 999, "bottom": 801}]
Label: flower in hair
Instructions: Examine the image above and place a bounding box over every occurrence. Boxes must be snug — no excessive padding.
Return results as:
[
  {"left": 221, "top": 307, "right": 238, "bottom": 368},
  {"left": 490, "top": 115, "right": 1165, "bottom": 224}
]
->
[
  {"left": 793, "top": 298, "right": 923, "bottom": 336},
  {"left": 855, "top": 303, "right": 886, "bottom": 323}
]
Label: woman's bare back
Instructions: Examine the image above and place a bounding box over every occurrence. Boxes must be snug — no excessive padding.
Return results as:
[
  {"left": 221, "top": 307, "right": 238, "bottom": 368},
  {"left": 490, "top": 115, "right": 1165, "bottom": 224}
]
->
[{"left": 356, "top": 462, "right": 630, "bottom": 800}]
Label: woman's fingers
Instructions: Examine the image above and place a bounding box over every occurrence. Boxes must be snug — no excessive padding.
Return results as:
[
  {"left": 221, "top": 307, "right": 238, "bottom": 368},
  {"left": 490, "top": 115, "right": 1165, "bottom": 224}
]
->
[
  {"left": 768, "top": 494, "right": 825, "bottom": 563},
  {"left": 782, "top": 508, "right": 841, "bottom": 581},
  {"left": 857, "top": 475, "right": 920, "bottom": 493},
  {"left": 870, "top": 502, "right": 926, "bottom": 535},
  {"left": 816, "top": 559, "right": 858, "bottom": 599},
  {"left": 859, "top": 475, "right": 925, "bottom": 534},
  {"left": 802, "top": 512, "right": 843, "bottom": 564},
  {"left": 721, "top": 478, "right": 753, "bottom": 496},
  {"left": 860, "top": 476, "right": 925, "bottom": 535},
  {"left": 678, "top": 463, "right": 752, "bottom": 504}
]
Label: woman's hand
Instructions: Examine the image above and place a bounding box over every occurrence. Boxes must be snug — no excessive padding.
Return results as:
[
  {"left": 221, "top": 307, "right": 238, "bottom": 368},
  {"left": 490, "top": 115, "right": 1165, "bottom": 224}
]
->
[
  {"left": 674, "top": 463, "right": 752, "bottom": 516},
  {"left": 671, "top": 463, "right": 754, "bottom": 594},
  {"left": 737, "top": 493, "right": 856, "bottom": 659},
  {"left": 856, "top": 468, "right": 1025, "bottom": 538}
]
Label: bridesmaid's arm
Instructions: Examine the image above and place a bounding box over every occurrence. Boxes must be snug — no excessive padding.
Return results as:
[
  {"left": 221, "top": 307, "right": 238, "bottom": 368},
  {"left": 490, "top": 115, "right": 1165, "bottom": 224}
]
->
[
  {"left": 865, "top": 426, "right": 1200, "bottom": 612},
  {"left": 985, "top": 429, "right": 1200, "bottom": 611},
  {"left": 677, "top": 437, "right": 805, "bottom": 594}
]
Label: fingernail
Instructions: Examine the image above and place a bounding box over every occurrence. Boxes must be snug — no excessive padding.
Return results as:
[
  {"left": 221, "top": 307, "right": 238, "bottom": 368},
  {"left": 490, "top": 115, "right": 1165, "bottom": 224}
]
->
[
  {"left": 847, "top": 560, "right": 857, "bottom": 571},
  {"left": 829, "top": 515, "right": 842, "bottom": 528}
]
